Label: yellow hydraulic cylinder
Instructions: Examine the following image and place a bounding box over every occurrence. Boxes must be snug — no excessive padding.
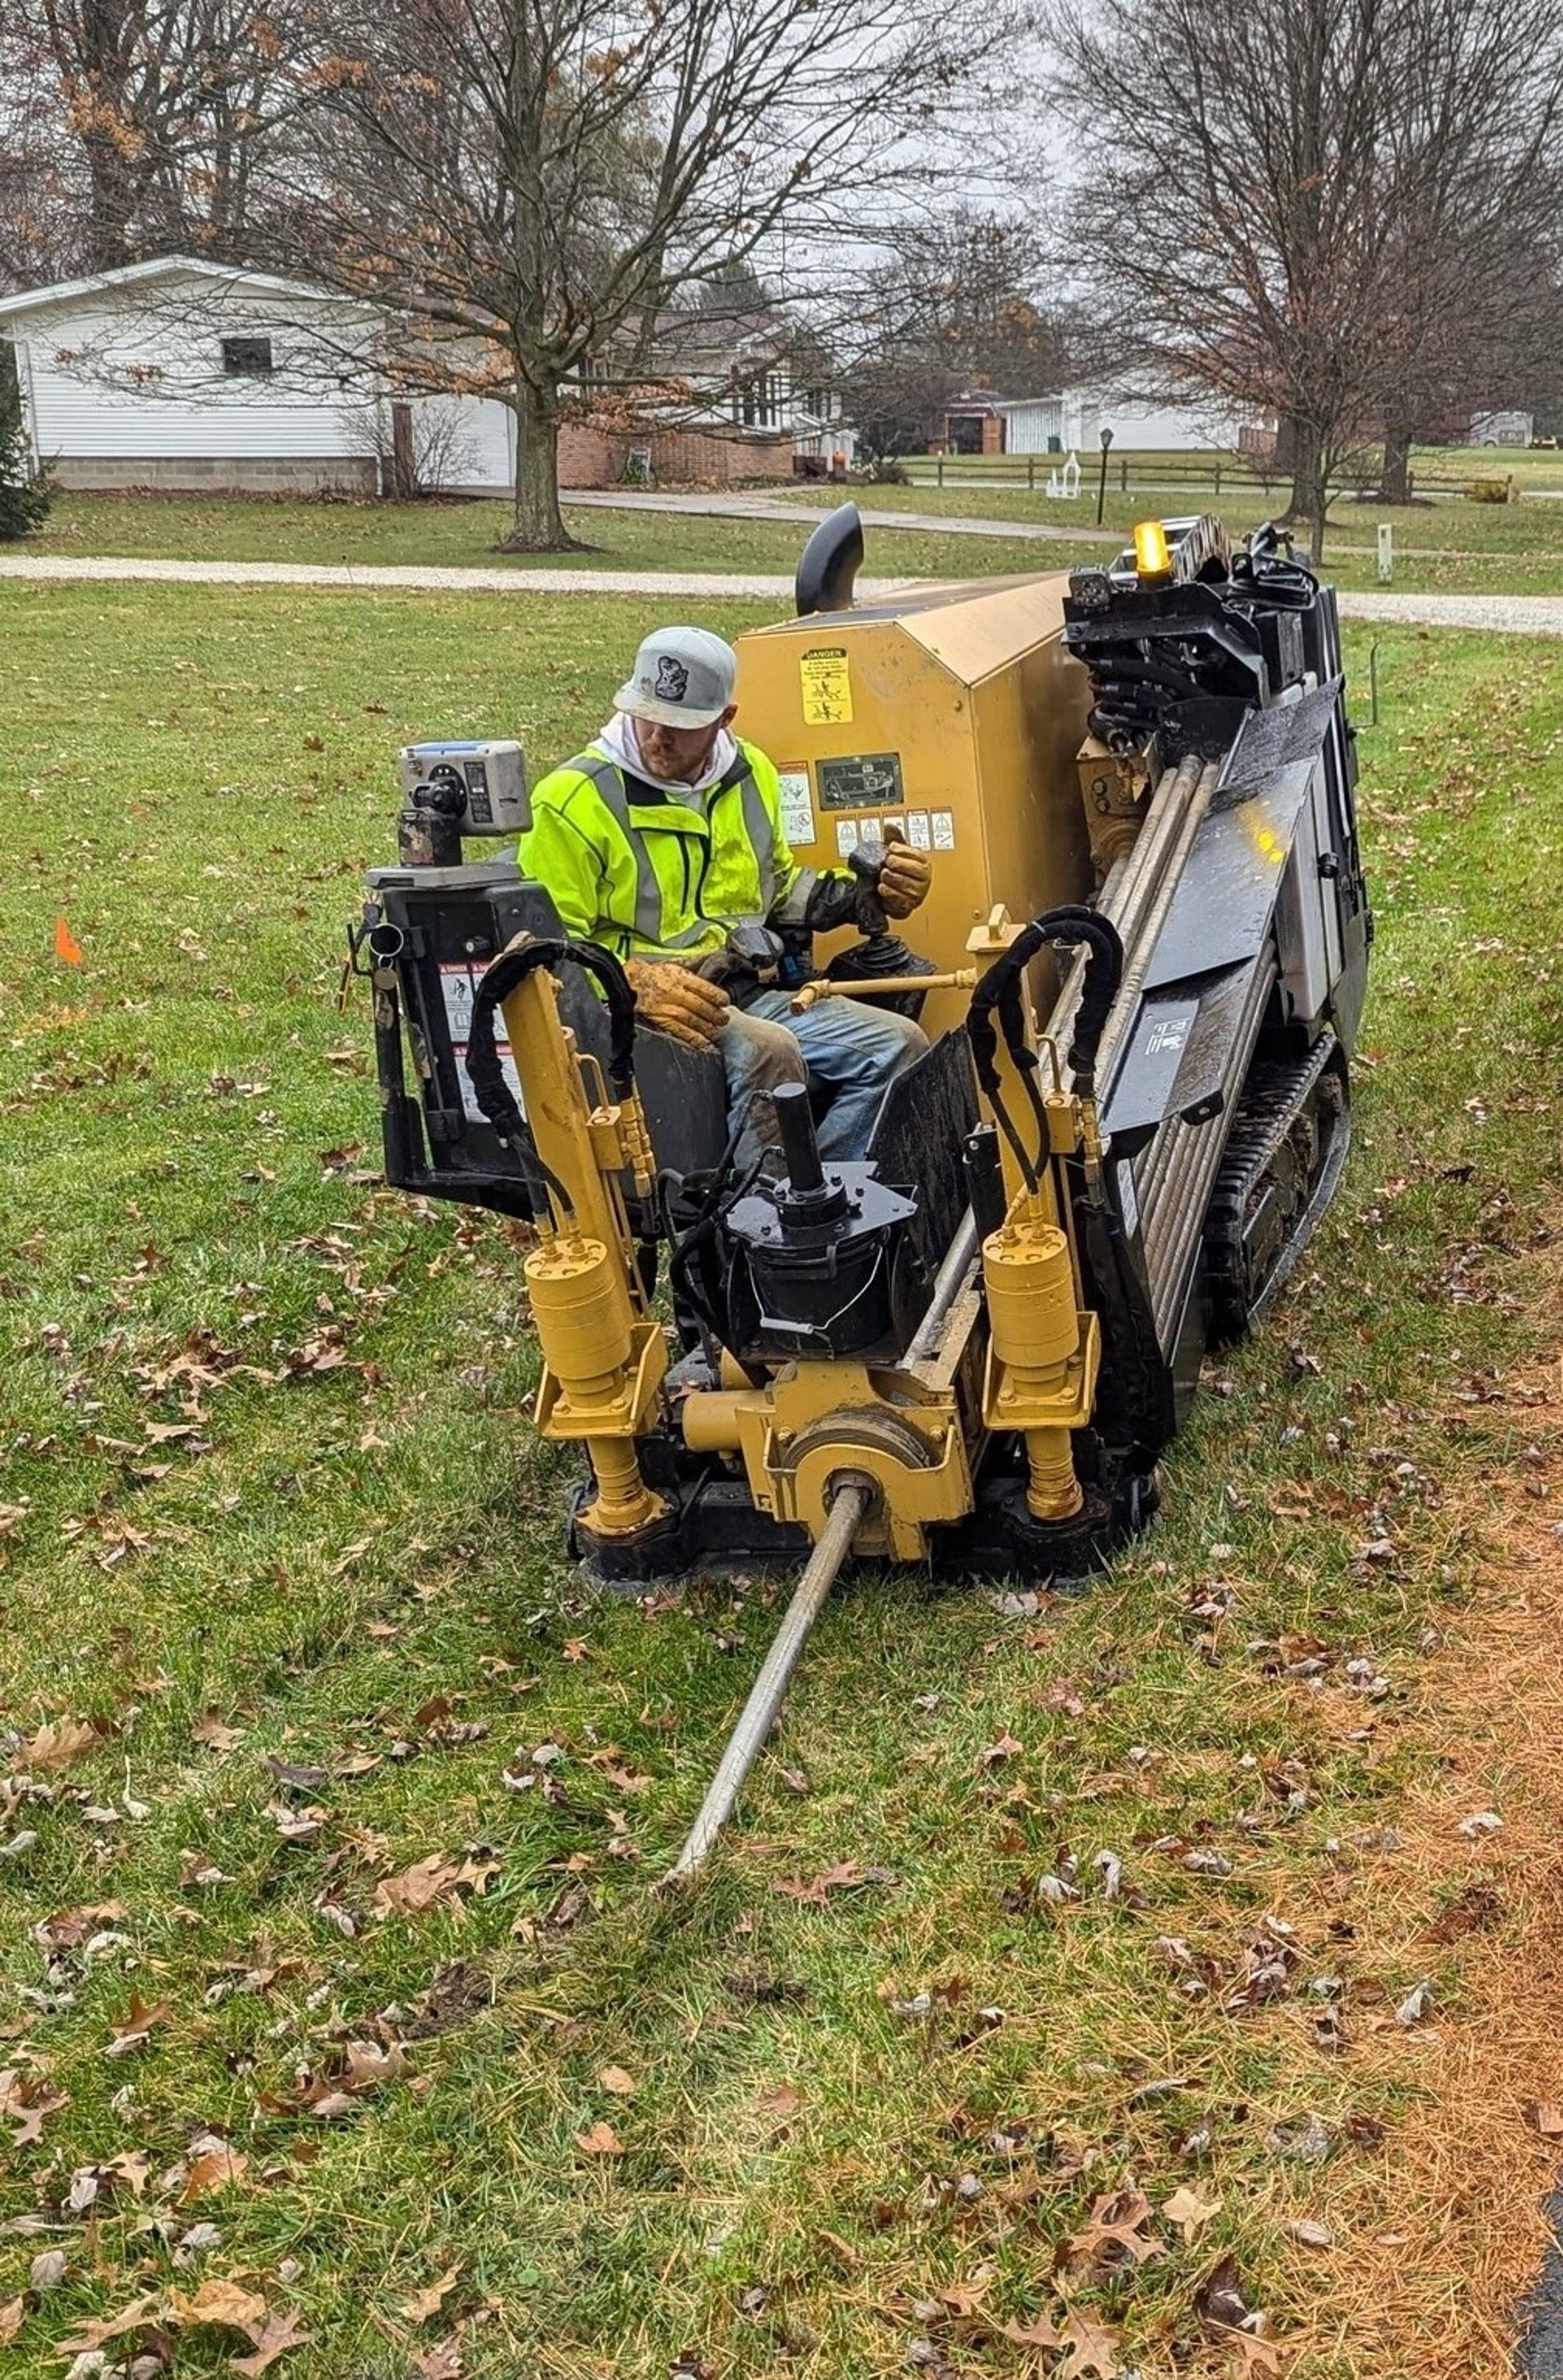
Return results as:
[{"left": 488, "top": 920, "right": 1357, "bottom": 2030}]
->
[
  {"left": 981, "top": 1218, "right": 1088, "bottom": 1521},
  {"left": 524, "top": 1233, "right": 665, "bottom": 1536}
]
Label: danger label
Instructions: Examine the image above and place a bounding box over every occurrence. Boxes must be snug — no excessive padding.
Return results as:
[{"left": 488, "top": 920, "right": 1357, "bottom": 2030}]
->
[
  {"left": 799, "top": 647, "right": 853, "bottom": 725},
  {"left": 439, "top": 962, "right": 525, "bottom": 1127}
]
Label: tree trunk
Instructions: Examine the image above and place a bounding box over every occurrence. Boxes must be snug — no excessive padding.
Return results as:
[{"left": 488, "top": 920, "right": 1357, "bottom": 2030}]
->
[
  {"left": 502, "top": 371, "right": 577, "bottom": 553},
  {"left": 390, "top": 401, "right": 417, "bottom": 499},
  {"left": 1304, "top": 462, "right": 1329, "bottom": 563},
  {"left": 1282, "top": 416, "right": 1320, "bottom": 524},
  {"left": 84, "top": 129, "right": 136, "bottom": 272},
  {"left": 1380, "top": 423, "right": 1412, "bottom": 505}
]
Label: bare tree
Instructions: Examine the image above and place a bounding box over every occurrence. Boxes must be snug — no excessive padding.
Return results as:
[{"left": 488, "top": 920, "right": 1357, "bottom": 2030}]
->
[
  {"left": 1049, "top": 0, "right": 1407, "bottom": 557},
  {"left": 833, "top": 207, "right": 1074, "bottom": 461},
  {"left": 1047, "top": 0, "right": 1563, "bottom": 554},
  {"left": 0, "top": 0, "right": 306, "bottom": 280},
  {"left": 1370, "top": 0, "right": 1563, "bottom": 499},
  {"left": 250, "top": 0, "right": 1019, "bottom": 550}
]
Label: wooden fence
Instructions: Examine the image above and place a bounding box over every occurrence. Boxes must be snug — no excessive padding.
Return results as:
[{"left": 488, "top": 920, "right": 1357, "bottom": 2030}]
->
[{"left": 901, "top": 452, "right": 1482, "bottom": 502}]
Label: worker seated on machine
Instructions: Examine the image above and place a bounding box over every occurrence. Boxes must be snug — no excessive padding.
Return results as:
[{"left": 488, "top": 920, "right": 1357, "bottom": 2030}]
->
[{"left": 519, "top": 625, "right": 934, "bottom": 1167}]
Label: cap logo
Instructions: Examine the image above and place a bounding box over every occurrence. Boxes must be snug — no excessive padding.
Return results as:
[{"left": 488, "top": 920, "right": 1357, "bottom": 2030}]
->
[{"left": 653, "top": 655, "right": 690, "bottom": 703}]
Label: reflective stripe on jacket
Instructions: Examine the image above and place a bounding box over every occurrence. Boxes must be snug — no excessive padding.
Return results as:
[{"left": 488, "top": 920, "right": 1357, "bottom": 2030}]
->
[{"left": 519, "top": 735, "right": 815, "bottom": 959}]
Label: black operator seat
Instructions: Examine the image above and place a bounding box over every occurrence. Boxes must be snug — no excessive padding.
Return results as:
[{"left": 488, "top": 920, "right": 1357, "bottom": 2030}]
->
[{"left": 506, "top": 878, "right": 732, "bottom": 1179}]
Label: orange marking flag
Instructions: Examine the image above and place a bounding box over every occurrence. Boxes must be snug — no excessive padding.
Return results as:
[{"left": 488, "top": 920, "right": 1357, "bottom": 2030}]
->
[{"left": 54, "top": 914, "right": 82, "bottom": 966}]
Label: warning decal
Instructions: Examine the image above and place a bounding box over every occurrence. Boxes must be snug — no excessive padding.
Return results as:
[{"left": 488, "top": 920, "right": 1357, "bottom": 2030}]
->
[
  {"left": 799, "top": 647, "right": 853, "bottom": 725},
  {"left": 439, "top": 962, "right": 525, "bottom": 1127},
  {"left": 776, "top": 765, "right": 816, "bottom": 848}
]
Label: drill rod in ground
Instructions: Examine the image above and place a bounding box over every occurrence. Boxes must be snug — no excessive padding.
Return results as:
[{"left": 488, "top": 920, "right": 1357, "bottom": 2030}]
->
[{"left": 657, "top": 1482, "right": 871, "bottom": 1889}]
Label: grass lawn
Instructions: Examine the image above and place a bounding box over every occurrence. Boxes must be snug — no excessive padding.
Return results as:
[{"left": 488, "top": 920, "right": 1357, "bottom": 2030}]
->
[
  {"left": 29, "top": 484, "right": 1563, "bottom": 600},
  {"left": 2, "top": 581, "right": 1563, "bottom": 2378},
  {"left": 814, "top": 481, "right": 1563, "bottom": 595},
  {"left": 26, "top": 493, "right": 1093, "bottom": 585}
]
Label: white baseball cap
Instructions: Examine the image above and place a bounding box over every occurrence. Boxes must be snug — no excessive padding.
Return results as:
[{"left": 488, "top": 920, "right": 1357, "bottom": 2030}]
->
[{"left": 614, "top": 625, "right": 738, "bottom": 729}]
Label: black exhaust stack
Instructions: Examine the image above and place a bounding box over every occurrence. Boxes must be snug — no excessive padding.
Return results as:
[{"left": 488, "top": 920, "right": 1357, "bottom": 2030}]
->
[{"left": 795, "top": 502, "right": 864, "bottom": 617}]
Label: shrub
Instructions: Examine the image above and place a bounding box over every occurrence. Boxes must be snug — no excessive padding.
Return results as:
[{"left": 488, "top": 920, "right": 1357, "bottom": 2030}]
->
[{"left": 0, "top": 342, "right": 50, "bottom": 541}]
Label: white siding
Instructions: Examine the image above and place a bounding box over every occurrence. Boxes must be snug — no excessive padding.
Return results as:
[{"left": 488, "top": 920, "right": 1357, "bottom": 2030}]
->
[
  {"left": 1092, "top": 395, "right": 1248, "bottom": 451},
  {"left": 413, "top": 392, "right": 514, "bottom": 491},
  {"left": 8, "top": 274, "right": 383, "bottom": 462}
]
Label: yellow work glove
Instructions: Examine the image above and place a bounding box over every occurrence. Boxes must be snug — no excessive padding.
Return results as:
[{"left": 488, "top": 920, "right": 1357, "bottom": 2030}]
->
[
  {"left": 624, "top": 958, "right": 731, "bottom": 1050},
  {"left": 878, "top": 834, "right": 932, "bottom": 919}
]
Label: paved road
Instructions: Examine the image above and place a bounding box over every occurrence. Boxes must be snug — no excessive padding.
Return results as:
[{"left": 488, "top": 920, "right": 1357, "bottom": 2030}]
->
[{"left": 6, "top": 551, "right": 1563, "bottom": 636}]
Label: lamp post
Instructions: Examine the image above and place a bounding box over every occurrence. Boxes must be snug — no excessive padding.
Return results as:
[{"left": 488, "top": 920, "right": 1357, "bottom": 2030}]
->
[{"left": 1097, "top": 423, "right": 1114, "bottom": 526}]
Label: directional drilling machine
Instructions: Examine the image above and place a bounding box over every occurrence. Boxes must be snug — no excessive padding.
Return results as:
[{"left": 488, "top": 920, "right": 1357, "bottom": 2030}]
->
[{"left": 351, "top": 508, "right": 1369, "bottom": 1872}]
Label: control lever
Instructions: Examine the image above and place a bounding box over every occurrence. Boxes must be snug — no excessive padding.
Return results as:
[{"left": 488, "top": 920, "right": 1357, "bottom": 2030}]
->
[{"left": 831, "top": 831, "right": 936, "bottom": 1015}]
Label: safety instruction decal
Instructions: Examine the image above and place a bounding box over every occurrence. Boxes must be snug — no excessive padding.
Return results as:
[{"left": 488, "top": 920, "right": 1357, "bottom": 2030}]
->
[
  {"left": 931, "top": 809, "right": 957, "bottom": 850},
  {"left": 834, "top": 817, "right": 859, "bottom": 857},
  {"left": 776, "top": 765, "right": 816, "bottom": 848},
  {"left": 904, "top": 809, "right": 931, "bottom": 850},
  {"left": 439, "top": 961, "right": 526, "bottom": 1128},
  {"left": 799, "top": 646, "right": 853, "bottom": 725}
]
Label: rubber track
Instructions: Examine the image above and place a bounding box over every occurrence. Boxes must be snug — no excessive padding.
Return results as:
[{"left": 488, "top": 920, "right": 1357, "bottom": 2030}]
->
[{"left": 1202, "top": 1029, "right": 1347, "bottom": 1341}]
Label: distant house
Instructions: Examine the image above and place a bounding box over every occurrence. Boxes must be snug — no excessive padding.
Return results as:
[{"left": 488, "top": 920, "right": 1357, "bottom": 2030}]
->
[
  {"left": 1469, "top": 407, "right": 1534, "bottom": 448},
  {"left": 939, "top": 384, "right": 1262, "bottom": 457},
  {"left": 0, "top": 255, "right": 516, "bottom": 494},
  {"left": 560, "top": 300, "right": 852, "bottom": 488}
]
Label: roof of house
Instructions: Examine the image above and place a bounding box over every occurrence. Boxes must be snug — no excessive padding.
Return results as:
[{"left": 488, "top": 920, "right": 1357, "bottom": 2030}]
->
[{"left": 0, "top": 254, "right": 375, "bottom": 324}]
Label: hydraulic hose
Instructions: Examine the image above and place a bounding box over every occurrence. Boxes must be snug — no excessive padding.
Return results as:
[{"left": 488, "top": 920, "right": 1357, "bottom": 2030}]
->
[{"left": 464, "top": 935, "right": 638, "bottom": 1213}]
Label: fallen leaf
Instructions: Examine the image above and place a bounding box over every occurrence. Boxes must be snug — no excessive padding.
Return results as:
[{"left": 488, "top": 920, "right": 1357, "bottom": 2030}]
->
[
  {"left": 1162, "top": 2184, "right": 1223, "bottom": 2242},
  {"left": 1224, "top": 2337, "right": 1285, "bottom": 2377},
  {"left": 598, "top": 2066, "right": 636, "bottom": 2096},
  {"left": 0, "top": 2299, "right": 22, "bottom": 2348},
  {"left": 104, "top": 2148, "right": 153, "bottom": 2197},
  {"left": 1057, "top": 2304, "right": 1123, "bottom": 2378},
  {"left": 400, "top": 2264, "right": 462, "bottom": 2325},
  {"left": 231, "top": 2307, "right": 314, "bottom": 2374},
  {"left": 29, "top": 2249, "right": 68, "bottom": 2291},
  {"left": 20, "top": 1714, "right": 99, "bottom": 1772},
  {"left": 193, "top": 1710, "right": 246, "bottom": 1751},
  {"left": 997, "top": 2308, "right": 1065, "bottom": 2348},
  {"left": 1456, "top": 1810, "right": 1503, "bottom": 1838},
  {"left": 1285, "top": 2219, "right": 1333, "bottom": 2248},
  {"left": 54, "top": 914, "right": 83, "bottom": 966},
  {"left": 935, "top": 2268, "right": 994, "bottom": 2315},
  {"left": 1196, "top": 2255, "right": 1252, "bottom": 2330},
  {"left": 773, "top": 1858, "right": 886, "bottom": 1905},
  {"left": 33, "top": 1900, "right": 129, "bottom": 1952},
  {"left": 574, "top": 2119, "right": 624, "bottom": 2156},
  {"left": 182, "top": 2146, "right": 249, "bottom": 2199},
  {"left": 0, "top": 2069, "right": 68, "bottom": 2146},
  {"left": 1530, "top": 2102, "right": 1563, "bottom": 2137},
  {"left": 978, "top": 1729, "right": 1024, "bottom": 1769},
  {"left": 1064, "top": 2185, "right": 1162, "bottom": 2277},
  {"left": 170, "top": 2276, "right": 269, "bottom": 2334},
  {"left": 374, "top": 1853, "right": 464, "bottom": 1918},
  {"left": 56, "top": 2292, "right": 164, "bottom": 2354},
  {"left": 104, "top": 1992, "right": 170, "bottom": 2056},
  {"left": 413, "top": 2343, "right": 463, "bottom": 2380},
  {"left": 1394, "top": 1979, "right": 1435, "bottom": 2026},
  {"left": 759, "top": 2084, "right": 799, "bottom": 2120}
]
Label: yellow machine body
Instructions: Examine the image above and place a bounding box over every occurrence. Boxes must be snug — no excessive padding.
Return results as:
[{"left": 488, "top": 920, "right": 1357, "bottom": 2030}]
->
[{"left": 733, "top": 572, "right": 1097, "bottom": 1041}]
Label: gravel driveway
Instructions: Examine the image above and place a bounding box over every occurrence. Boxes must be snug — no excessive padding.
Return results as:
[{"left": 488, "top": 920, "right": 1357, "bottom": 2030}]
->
[{"left": 5, "top": 550, "right": 1563, "bottom": 635}]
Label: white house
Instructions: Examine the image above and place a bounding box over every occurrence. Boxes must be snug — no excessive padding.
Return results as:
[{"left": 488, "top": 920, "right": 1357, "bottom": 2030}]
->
[
  {"left": 0, "top": 256, "right": 518, "bottom": 495},
  {"left": 942, "top": 383, "right": 1260, "bottom": 458}
]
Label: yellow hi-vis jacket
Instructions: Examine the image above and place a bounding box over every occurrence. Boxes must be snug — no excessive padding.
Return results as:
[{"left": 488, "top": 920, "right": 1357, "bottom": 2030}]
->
[{"left": 519, "top": 735, "right": 825, "bottom": 958}]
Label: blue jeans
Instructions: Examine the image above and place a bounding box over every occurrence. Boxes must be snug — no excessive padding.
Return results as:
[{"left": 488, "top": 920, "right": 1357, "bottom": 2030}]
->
[{"left": 718, "top": 989, "right": 928, "bottom": 1169}]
